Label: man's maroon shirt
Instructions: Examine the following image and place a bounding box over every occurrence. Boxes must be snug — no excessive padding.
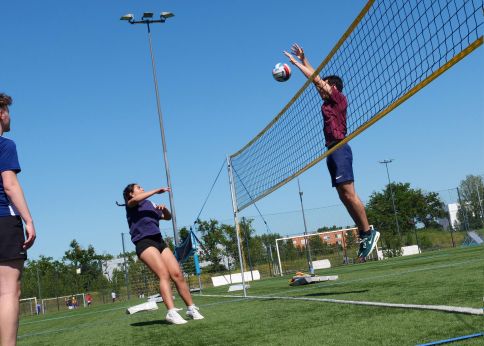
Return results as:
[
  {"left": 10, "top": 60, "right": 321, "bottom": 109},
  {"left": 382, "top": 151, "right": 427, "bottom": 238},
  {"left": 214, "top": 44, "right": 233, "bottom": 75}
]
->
[{"left": 321, "top": 86, "right": 348, "bottom": 147}]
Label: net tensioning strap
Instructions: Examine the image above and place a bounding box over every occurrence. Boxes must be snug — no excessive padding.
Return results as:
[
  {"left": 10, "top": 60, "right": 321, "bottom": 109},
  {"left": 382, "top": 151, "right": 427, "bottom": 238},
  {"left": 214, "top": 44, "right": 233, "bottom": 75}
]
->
[{"left": 230, "top": 0, "right": 483, "bottom": 211}]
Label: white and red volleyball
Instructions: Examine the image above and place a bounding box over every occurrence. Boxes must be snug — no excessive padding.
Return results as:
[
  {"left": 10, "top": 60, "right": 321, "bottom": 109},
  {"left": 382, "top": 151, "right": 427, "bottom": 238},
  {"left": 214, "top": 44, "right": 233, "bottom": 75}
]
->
[{"left": 272, "top": 63, "right": 291, "bottom": 82}]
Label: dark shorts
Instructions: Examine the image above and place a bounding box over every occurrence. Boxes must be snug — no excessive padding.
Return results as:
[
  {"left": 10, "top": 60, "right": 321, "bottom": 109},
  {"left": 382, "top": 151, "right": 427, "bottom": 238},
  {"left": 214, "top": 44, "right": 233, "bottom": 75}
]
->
[
  {"left": 0, "top": 216, "right": 27, "bottom": 262},
  {"left": 326, "top": 143, "right": 354, "bottom": 187},
  {"left": 134, "top": 233, "right": 167, "bottom": 258}
]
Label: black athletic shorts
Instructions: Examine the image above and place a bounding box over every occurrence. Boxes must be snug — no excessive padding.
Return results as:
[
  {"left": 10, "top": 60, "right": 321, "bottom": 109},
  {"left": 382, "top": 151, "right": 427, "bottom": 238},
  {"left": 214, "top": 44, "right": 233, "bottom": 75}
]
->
[
  {"left": 0, "top": 216, "right": 27, "bottom": 262},
  {"left": 134, "top": 233, "right": 167, "bottom": 258}
]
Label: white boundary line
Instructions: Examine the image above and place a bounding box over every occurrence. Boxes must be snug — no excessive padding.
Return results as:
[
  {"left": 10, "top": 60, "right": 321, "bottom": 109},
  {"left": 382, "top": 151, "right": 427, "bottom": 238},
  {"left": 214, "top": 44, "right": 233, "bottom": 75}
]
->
[{"left": 200, "top": 294, "right": 484, "bottom": 316}]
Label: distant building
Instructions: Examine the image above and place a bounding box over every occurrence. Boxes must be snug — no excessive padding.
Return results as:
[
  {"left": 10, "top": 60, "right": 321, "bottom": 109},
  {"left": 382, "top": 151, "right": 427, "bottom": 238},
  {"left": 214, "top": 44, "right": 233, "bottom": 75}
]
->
[
  {"left": 102, "top": 257, "right": 128, "bottom": 280},
  {"left": 290, "top": 227, "right": 358, "bottom": 249}
]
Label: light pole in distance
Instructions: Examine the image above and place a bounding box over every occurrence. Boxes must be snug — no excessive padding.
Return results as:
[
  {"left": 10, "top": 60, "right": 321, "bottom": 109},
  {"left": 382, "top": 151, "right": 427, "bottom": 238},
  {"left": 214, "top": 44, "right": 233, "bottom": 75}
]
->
[
  {"left": 120, "top": 12, "right": 180, "bottom": 245},
  {"left": 379, "top": 159, "right": 401, "bottom": 237}
]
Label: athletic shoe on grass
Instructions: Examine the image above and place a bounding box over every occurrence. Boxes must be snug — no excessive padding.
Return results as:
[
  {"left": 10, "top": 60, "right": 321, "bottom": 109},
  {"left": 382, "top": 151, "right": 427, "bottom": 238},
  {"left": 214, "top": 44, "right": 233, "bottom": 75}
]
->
[
  {"left": 166, "top": 309, "right": 187, "bottom": 325},
  {"left": 186, "top": 305, "right": 204, "bottom": 320},
  {"left": 358, "top": 229, "right": 380, "bottom": 259}
]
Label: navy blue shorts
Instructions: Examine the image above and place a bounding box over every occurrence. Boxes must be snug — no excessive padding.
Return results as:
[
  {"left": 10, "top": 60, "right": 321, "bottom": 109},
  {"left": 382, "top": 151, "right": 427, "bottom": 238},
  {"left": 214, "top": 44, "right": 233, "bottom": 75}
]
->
[{"left": 326, "top": 143, "right": 354, "bottom": 187}]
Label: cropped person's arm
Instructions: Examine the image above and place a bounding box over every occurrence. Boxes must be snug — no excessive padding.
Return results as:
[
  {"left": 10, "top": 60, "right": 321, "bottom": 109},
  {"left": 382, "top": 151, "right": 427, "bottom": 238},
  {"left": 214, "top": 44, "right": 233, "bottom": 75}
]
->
[{"left": 1, "top": 170, "right": 36, "bottom": 249}]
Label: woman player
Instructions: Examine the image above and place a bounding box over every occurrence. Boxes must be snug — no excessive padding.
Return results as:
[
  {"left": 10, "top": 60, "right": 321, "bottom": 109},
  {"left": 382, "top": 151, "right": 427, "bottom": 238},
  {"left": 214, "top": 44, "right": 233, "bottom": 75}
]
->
[{"left": 120, "top": 183, "right": 203, "bottom": 324}]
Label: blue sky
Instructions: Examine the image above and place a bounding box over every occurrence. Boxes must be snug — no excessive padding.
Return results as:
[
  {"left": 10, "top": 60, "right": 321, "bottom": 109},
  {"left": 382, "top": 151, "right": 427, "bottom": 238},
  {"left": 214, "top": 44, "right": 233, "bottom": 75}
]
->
[{"left": 1, "top": 1, "right": 482, "bottom": 260}]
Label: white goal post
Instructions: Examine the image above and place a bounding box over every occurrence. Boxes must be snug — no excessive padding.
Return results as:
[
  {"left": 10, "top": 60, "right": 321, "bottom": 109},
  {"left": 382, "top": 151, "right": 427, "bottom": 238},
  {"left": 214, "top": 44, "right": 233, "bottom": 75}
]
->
[
  {"left": 275, "top": 227, "right": 360, "bottom": 276},
  {"left": 19, "top": 297, "right": 38, "bottom": 316},
  {"left": 42, "top": 293, "right": 86, "bottom": 313}
]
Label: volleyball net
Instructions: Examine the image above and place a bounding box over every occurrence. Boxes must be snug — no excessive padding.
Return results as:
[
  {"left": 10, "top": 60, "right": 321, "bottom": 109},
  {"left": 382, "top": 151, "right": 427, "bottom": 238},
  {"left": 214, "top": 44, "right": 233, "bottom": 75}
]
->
[{"left": 229, "top": 0, "right": 483, "bottom": 211}]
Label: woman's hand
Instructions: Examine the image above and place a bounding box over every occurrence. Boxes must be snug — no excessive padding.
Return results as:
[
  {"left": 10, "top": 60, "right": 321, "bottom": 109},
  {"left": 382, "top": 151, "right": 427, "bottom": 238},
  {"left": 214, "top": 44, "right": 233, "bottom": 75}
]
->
[{"left": 157, "top": 187, "right": 171, "bottom": 194}]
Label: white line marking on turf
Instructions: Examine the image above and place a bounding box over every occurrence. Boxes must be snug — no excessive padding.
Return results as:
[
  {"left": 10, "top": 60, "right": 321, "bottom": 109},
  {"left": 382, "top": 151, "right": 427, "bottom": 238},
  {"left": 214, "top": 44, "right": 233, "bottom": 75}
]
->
[
  {"left": 199, "top": 258, "right": 484, "bottom": 315},
  {"left": 200, "top": 294, "right": 484, "bottom": 316}
]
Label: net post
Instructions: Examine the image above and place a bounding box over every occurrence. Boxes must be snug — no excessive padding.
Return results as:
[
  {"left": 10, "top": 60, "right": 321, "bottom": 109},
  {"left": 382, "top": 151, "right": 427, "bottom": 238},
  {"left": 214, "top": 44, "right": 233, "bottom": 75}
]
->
[
  {"left": 275, "top": 238, "right": 283, "bottom": 277},
  {"left": 227, "top": 155, "right": 247, "bottom": 297}
]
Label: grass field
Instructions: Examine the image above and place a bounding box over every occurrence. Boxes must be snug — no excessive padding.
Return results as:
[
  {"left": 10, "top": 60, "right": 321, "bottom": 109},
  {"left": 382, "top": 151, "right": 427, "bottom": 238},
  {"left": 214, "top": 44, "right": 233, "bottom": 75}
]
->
[{"left": 18, "top": 246, "right": 484, "bottom": 345}]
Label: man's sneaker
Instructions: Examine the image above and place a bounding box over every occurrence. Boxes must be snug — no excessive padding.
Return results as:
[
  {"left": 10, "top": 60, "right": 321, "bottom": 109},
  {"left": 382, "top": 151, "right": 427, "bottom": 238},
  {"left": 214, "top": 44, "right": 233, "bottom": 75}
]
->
[
  {"left": 166, "top": 309, "right": 187, "bottom": 324},
  {"left": 358, "top": 229, "right": 380, "bottom": 259},
  {"left": 186, "top": 305, "right": 204, "bottom": 320}
]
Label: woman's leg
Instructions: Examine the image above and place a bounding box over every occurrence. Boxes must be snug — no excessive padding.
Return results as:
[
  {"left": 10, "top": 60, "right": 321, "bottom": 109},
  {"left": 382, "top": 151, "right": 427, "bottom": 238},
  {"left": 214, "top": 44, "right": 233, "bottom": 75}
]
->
[
  {"left": 160, "top": 249, "right": 194, "bottom": 307},
  {"left": 139, "top": 247, "right": 175, "bottom": 310},
  {"left": 0, "top": 260, "right": 23, "bottom": 346}
]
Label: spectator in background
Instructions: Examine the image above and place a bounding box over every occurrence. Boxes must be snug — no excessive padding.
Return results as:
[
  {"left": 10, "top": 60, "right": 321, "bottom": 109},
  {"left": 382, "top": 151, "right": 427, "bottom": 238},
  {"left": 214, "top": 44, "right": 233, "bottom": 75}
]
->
[{"left": 111, "top": 291, "right": 116, "bottom": 303}]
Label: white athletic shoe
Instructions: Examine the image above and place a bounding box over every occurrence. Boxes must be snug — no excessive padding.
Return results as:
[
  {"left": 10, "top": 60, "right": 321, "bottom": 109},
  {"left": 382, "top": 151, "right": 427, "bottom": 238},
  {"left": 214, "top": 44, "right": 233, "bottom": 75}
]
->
[
  {"left": 186, "top": 305, "right": 204, "bottom": 320},
  {"left": 166, "top": 309, "right": 187, "bottom": 325}
]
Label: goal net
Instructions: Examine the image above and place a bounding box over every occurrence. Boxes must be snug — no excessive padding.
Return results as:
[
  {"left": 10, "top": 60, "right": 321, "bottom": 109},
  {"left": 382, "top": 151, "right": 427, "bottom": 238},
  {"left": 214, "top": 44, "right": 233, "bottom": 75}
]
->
[
  {"left": 275, "top": 227, "right": 376, "bottom": 275},
  {"left": 19, "top": 297, "right": 38, "bottom": 317}
]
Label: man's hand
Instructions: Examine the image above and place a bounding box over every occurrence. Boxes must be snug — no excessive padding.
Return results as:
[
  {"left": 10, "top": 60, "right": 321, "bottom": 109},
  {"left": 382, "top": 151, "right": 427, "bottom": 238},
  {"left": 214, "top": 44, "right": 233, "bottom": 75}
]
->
[
  {"left": 290, "top": 43, "right": 305, "bottom": 62},
  {"left": 283, "top": 51, "right": 298, "bottom": 65}
]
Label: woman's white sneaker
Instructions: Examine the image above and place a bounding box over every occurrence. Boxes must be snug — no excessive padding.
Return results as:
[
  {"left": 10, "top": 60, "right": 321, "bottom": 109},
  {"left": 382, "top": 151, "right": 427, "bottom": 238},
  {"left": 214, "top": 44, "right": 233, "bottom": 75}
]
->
[
  {"left": 186, "top": 305, "right": 204, "bottom": 320},
  {"left": 166, "top": 309, "right": 187, "bottom": 324}
]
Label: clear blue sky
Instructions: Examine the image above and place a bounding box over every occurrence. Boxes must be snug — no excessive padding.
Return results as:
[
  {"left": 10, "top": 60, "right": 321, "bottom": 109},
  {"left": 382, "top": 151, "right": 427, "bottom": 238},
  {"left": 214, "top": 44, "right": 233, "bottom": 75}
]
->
[{"left": 1, "top": 1, "right": 482, "bottom": 260}]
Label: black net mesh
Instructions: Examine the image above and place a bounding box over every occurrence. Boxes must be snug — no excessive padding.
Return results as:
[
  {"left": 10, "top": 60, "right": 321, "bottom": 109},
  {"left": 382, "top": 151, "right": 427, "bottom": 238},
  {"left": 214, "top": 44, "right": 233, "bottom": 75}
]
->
[{"left": 230, "top": 0, "right": 483, "bottom": 211}]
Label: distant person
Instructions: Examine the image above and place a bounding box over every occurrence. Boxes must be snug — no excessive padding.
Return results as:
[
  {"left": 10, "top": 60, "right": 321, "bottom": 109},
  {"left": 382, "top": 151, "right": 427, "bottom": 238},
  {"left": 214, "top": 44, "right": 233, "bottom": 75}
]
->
[
  {"left": 0, "top": 93, "right": 36, "bottom": 346},
  {"left": 119, "top": 184, "right": 204, "bottom": 324},
  {"left": 86, "top": 293, "right": 92, "bottom": 307},
  {"left": 284, "top": 44, "right": 379, "bottom": 261},
  {"left": 72, "top": 296, "right": 78, "bottom": 309},
  {"left": 111, "top": 291, "right": 116, "bottom": 303}
]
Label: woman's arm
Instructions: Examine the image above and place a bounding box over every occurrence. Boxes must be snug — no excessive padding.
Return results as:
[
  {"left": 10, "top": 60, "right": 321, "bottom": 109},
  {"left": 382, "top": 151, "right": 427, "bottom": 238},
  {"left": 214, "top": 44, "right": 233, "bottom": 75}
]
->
[
  {"left": 127, "top": 187, "right": 170, "bottom": 208},
  {"left": 155, "top": 204, "right": 172, "bottom": 220},
  {"left": 1, "top": 170, "right": 36, "bottom": 249}
]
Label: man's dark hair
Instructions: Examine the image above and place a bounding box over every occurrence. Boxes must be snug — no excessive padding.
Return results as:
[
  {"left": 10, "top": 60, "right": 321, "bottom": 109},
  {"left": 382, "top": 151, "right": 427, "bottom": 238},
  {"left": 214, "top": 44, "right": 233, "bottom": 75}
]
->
[
  {"left": 322, "top": 75, "right": 343, "bottom": 92},
  {"left": 0, "top": 93, "right": 13, "bottom": 111}
]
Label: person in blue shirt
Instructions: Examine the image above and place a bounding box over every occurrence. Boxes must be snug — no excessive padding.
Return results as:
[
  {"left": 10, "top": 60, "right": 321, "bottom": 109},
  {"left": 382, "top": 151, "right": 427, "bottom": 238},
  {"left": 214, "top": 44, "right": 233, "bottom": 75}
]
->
[
  {"left": 121, "top": 183, "right": 203, "bottom": 324},
  {"left": 0, "top": 93, "right": 36, "bottom": 346}
]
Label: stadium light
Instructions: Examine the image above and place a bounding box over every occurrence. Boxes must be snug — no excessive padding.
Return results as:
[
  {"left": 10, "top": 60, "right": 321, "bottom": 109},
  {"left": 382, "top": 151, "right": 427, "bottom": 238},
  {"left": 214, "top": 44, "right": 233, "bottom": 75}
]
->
[
  {"left": 120, "top": 12, "right": 180, "bottom": 245},
  {"left": 120, "top": 14, "right": 134, "bottom": 21},
  {"left": 160, "top": 12, "right": 174, "bottom": 19}
]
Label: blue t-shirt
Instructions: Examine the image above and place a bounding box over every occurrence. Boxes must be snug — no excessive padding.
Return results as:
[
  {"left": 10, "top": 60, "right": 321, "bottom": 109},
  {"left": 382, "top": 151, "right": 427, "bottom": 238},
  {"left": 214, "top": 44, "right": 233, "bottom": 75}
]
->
[
  {"left": 125, "top": 199, "right": 162, "bottom": 243},
  {"left": 0, "top": 137, "right": 21, "bottom": 217}
]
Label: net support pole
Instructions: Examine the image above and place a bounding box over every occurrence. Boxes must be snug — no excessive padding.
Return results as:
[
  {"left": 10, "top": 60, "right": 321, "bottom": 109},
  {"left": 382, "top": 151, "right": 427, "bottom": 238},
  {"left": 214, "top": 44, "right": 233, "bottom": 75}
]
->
[
  {"left": 226, "top": 156, "right": 247, "bottom": 297},
  {"left": 275, "top": 239, "right": 283, "bottom": 277}
]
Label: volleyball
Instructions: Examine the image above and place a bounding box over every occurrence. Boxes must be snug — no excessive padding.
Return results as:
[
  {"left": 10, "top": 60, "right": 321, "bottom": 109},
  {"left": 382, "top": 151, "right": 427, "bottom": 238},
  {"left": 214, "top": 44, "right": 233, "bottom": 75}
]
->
[{"left": 272, "top": 63, "right": 291, "bottom": 82}]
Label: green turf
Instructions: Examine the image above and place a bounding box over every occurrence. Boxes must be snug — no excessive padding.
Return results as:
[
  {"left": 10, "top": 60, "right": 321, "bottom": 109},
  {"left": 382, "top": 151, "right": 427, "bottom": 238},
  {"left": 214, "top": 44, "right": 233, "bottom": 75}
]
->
[{"left": 18, "top": 246, "right": 484, "bottom": 345}]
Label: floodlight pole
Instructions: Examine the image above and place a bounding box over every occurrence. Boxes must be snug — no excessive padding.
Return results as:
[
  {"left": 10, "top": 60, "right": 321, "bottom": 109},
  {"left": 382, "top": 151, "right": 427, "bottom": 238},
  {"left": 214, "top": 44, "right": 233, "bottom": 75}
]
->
[
  {"left": 297, "top": 179, "right": 313, "bottom": 274},
  {"left": 379, "top": 160, "right": 401, "bottom": 237},
  {"left": 121, "top": 14, "right": 180, "bottom": 245}
]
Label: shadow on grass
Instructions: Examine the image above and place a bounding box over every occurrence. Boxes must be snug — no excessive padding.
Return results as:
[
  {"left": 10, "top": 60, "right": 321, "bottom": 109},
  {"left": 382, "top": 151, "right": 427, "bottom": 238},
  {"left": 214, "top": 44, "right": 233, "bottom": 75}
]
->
[
  {"left": 130, "top": 319, "right": 170, "bottom": 327},
  {"left": 303, "top": 289, "right": 369, "bottom": 297}
]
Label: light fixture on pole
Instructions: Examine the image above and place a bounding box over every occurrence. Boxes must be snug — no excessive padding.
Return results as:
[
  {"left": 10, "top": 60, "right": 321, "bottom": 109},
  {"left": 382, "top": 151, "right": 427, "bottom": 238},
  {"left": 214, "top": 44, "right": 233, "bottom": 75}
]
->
[
  {"left": 379, "top": 159, "right": 401, "bottom": 237},
  {"left": 120, "top": 11, "right": 180, "bottom": 245}
]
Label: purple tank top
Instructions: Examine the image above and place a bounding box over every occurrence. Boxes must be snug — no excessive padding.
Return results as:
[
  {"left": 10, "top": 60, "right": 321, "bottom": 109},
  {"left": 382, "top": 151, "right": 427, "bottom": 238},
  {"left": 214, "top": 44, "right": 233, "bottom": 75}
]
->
[{"left": 125, "top": 200, "right": 161, "bottom": 243}]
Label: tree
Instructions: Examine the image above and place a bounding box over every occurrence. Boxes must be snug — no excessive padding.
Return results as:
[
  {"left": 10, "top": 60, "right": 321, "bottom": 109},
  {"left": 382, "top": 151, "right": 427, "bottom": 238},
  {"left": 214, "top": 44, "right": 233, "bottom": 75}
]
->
[
  {"left": 63, "top": 240, "right": 108, "bottom": 291},
  {"left": 457, "top": 175, "right": 484, "bottom": 229},
  {"left": 196, "top": 219, "right": 226, "bottom": 272},
  {"left": 366, "top": 182, "right": 447, "bottom": 233}
]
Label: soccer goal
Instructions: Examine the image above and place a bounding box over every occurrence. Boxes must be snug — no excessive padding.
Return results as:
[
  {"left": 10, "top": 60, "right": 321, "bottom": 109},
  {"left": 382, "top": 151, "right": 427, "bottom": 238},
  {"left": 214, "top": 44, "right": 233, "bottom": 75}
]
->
[
  {"left": 42, "top": 293, "right": 86, "bottom": 313},
  {"left": 275, "top": 227, "right": 377, "bottom": 276},
  {"left": 19, "top": 297, "right": 38, "bottom": 317}
]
